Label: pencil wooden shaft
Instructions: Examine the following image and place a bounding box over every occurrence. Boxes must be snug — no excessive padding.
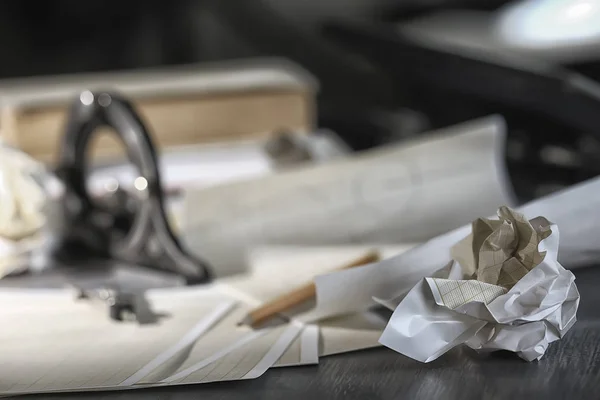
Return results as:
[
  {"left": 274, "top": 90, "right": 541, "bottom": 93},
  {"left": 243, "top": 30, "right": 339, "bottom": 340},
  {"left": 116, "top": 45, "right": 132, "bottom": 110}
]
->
[
  {"left": 247, "top": 251, "right": 380, "bottom": 327},
  {"left": 248, "top": 283, "right": 317, "bottom": 326}
]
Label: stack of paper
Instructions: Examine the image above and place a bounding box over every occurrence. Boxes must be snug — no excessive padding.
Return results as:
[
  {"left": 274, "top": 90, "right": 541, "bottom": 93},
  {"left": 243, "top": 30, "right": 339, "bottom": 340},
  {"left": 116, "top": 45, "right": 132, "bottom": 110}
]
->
[{"left": 0, "top": 245, "right": 413, "bottom": 395}]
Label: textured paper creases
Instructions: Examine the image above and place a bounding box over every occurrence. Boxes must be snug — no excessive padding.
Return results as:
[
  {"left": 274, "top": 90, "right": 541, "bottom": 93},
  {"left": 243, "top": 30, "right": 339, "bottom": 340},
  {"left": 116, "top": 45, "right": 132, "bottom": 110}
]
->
[
  {"left": 378, "top": 207, "right": 579, "bottom": 363},
  {"left": 451, "top": 206, "right": 551, "bottom": 289}
]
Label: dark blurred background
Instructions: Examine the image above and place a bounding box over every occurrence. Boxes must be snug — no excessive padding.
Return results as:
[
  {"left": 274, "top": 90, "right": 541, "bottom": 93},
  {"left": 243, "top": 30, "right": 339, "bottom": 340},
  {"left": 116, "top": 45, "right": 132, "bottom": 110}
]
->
[{"left": 2, "top": 0, "right": 600, "bottom": 202}]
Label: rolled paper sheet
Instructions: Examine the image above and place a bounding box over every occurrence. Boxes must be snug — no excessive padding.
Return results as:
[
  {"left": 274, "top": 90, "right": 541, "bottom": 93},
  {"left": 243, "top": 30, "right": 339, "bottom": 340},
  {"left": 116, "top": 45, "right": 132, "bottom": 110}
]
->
[{"left": 310, "top": 175, "right": 600, "bottom": 324}]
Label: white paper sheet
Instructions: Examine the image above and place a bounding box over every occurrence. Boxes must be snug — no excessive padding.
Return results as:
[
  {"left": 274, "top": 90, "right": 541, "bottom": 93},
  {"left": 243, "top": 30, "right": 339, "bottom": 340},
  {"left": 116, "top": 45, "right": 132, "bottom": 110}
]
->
[
  {"left": 229, "top": 245, "right": 416, "bottom": 322},
  {"left": 273, "top": 311, "right": 387, "bottom": 367},
  {"left": 87, "top": 131, "right": 349, "bottom": 197},
  {"left": 119, "top": 301, "right": 236, "bottom": 386},
  {"left": 312, "top": 174, "right": 600, "bottom": 323},
  {"left": 190, "top": 245, "right": 404, "bottom": 373},
  {"left": 0, "top": 289, "right": 236, "bottom": 395},
  {"left": 273, "top": 325, "right": 320, "bottom": 367},
  {"left": 160, "top": 322, "right": 302, "bottom": 384},
  {"left": 135, "top": 303, "right": 279, "bottom": 385},
  {"left": 130, "top": 244, "right": 345, "bottom": 387},
  {"left": 182, "top": 116, "right": 516, "bottom": 276},
  {"left": 0, "top": 245, "right": 398, "bottom": 395},
  {"left": 379, "top": 216, "right": 579, "bottom": 362},
  {"left": 240, "top": 246, "right": 402, "bottom": 360},
  {"left": 225, "top": 246, "right": 415, "bottom": 304},
  {"left": 87, "top": 140, "right": 273, "bottom": 196},
  {"left": 319, "top": 312, "right": 388, "bottom": 357}
]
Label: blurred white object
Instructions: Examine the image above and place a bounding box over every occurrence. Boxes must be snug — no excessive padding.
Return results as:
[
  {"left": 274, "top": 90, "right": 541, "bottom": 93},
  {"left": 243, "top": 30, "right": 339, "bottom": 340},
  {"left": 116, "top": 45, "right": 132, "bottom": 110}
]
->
[
  {"left": 88, "top": 140, "right": 273, "bottom": 196},
  {"left": 496, "top": 0, "right": 600, "bottom": 54},
  {"left": 379, "top": 209, "right": 578, "bottom": 363},
  {"left": 88, "top": 131, "right": 349, "bottom": 197},
  {"left": 398, "top": 4, "right": 600, "bottom": 64},
  {"left": 0, "top": 142, "right": 50, "bottom": 277},
  {"left": 0, "top": 236, "right": 43, "bottom": 278},
  {"left": 299, "top": 130, "right": 352, "bottom": 161},
  {"left": 0, "top": 142, "right": 48, "bottom": 240}
]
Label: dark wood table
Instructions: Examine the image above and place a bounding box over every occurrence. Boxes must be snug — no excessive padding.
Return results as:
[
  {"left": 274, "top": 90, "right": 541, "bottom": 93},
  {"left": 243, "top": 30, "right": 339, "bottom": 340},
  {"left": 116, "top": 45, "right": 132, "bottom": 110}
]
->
[{"left": 6, "top": 265, "right": 600, "bottom": 400}]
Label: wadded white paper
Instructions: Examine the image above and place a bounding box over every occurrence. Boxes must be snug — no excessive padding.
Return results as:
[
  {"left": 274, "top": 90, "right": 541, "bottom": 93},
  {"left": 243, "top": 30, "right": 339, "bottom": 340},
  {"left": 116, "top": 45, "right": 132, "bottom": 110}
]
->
[{"left": 336, "top": 207, "right": 579, "bottom": 362}]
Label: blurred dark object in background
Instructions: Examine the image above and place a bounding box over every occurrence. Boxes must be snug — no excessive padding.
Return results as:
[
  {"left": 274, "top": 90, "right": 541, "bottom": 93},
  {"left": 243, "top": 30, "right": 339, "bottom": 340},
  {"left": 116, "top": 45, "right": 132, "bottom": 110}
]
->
[
  {"left": 0, "top": 0, "right": 516, "bottom": 148},
  {"left": 0, "top": 0, "right": 392, "bottom": 151},
  {"left": 0, "top": 0, "right": 194, "bottom": 75},
  {"left": 319, "top": 0, "right": 600, "bottom": 203},
  {"left": 1, "top": 0, "right": 600, "bottom": 202}
]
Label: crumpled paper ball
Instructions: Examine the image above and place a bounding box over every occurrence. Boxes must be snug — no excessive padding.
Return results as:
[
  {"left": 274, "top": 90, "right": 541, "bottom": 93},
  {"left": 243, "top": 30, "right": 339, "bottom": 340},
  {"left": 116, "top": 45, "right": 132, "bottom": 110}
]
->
[
  {"left": 379, "top": 206, "right": 579, "bottom": 362},
  {"left": 451, "top": 206, "right": 551, "bottom": 288},
  {"left": 0, "top": 142, "right": 48, "bottom": 240},
  {"left": 0, "top": 141, "right": 51, "bottom": 277}
]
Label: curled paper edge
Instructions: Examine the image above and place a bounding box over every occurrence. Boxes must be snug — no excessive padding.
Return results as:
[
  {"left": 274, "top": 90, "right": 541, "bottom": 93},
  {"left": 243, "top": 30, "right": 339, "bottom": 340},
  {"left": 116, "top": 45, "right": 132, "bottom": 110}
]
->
[{"left": 310, "top": 174, "right": 600, "bottom": 328}]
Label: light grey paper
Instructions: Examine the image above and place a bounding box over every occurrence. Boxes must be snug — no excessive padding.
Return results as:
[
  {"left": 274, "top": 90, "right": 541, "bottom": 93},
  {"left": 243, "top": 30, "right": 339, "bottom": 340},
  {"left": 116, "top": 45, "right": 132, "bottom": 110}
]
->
[
  {"left": 182, "top": 116, "right": 515, "bottom": 277},
  {"left": 312, "top": 174, "right": 600, "bottom": 323}
]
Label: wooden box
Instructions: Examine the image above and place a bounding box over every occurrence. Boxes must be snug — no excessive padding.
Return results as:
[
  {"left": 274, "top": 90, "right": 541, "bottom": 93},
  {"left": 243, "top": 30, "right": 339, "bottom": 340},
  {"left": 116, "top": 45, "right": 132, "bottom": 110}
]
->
[{"left": 0, "top": 58, "right": 317, "bottom": 163}]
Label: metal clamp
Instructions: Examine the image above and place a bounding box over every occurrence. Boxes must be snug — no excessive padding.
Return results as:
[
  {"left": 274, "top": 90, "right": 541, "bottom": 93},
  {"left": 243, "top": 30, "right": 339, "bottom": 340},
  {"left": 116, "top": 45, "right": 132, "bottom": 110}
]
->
[{"left": 51, "top": 91, "right": 211, "bottom": 286}]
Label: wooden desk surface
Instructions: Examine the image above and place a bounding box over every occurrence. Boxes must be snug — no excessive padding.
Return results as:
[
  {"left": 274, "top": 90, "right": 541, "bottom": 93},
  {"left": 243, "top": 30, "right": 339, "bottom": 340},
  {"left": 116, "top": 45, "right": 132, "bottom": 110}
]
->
[{"left": 6, "top": 265, "right": 600, "bottom": 400}]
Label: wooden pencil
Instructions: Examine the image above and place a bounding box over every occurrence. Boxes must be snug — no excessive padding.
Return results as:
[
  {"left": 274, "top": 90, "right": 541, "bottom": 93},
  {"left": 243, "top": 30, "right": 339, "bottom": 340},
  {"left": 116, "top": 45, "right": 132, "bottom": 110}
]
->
[{"left": 237, "top": 250, "right": 381, "bottom": 328}]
